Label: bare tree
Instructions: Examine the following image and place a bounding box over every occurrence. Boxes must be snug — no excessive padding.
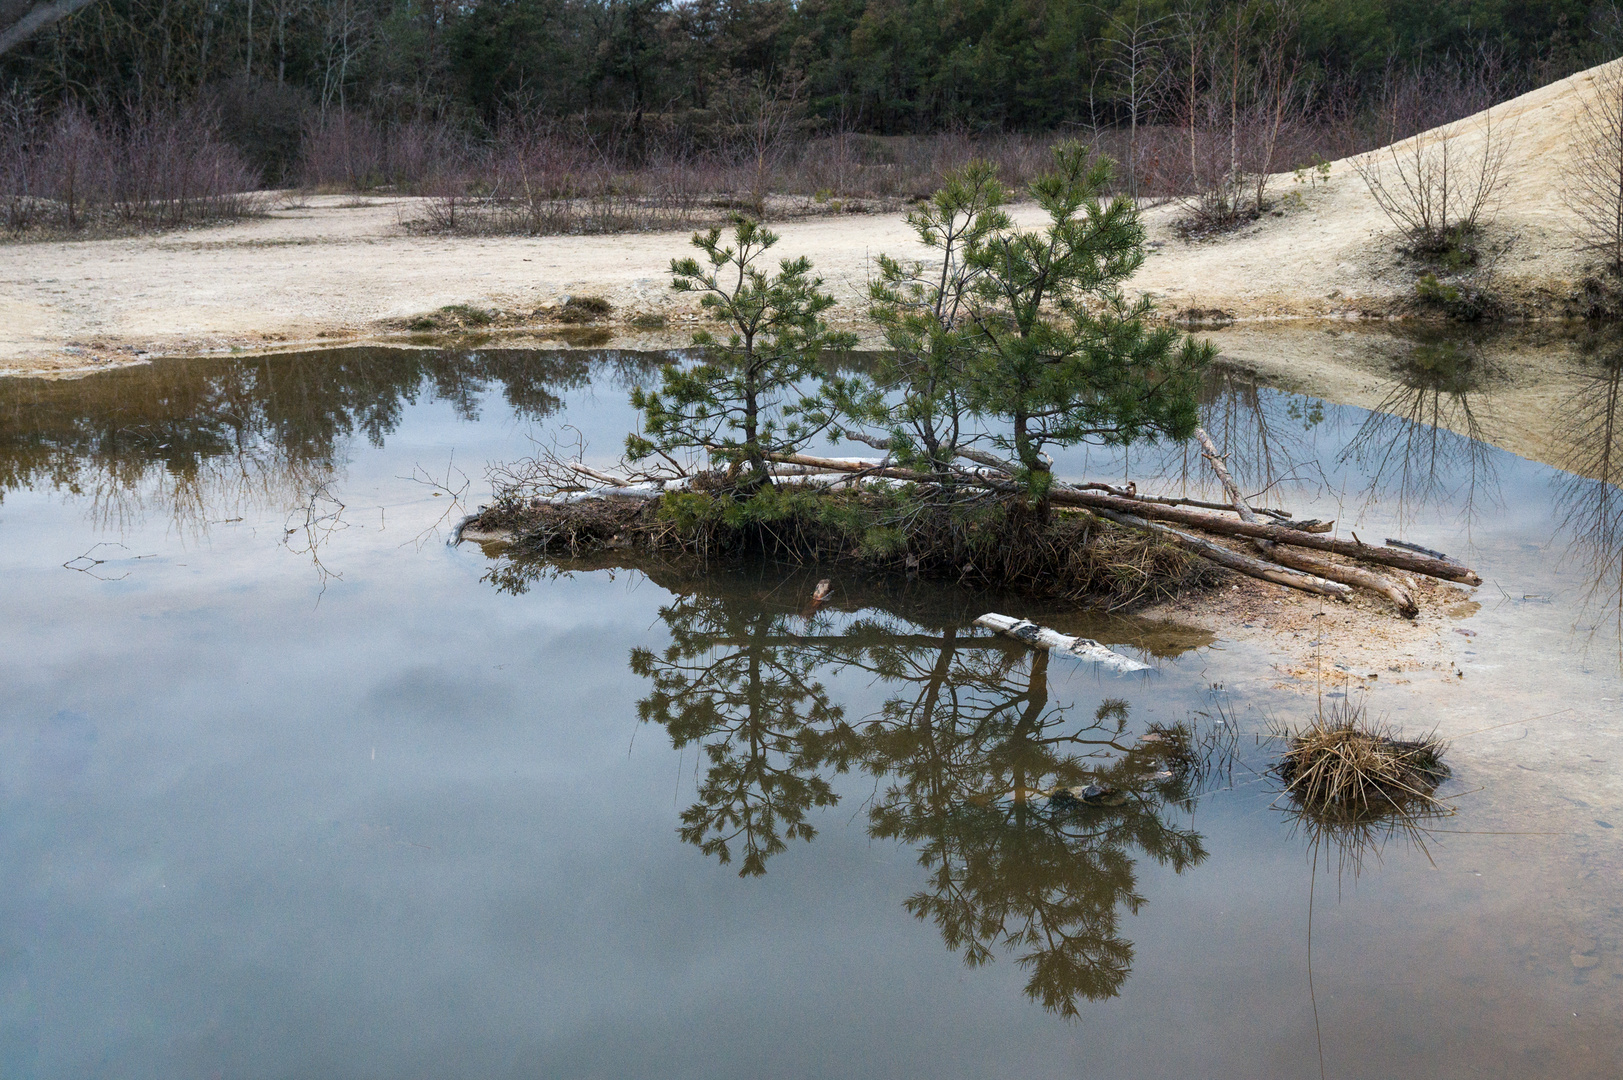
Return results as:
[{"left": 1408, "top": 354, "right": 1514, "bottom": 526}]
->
[
  {"left": 717, "top": 68, "right": 808, "bottom": 217},
  {"left": 318, "top": 0, "right": 373, "bottom": 114},
  {"left": 1568, "top": 60, "right": 1623, "bottom": 273},
  {"left": 1099, "top": 1, "right": 1171, "bottom": 199},
  {"left": 1247, "top": 5, "right": 1306, "bottom": 211},
  {"left": 1353, "top": 56, "right": 1512, "bottom": 258}
]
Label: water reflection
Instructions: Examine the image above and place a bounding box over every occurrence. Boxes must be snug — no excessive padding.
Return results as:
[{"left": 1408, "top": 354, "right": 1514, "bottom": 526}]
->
[
  {"left": 1338, "top": 337, "right": 1502, "bottom": 530},
  {"left": 492, "top": 558, "right": 1213, "bottom": 1017},
  {"left": 1123, "top": 366, "right": 1325, "bottom": 511},
  {"left": 0, "top": 347, "right": 664, "bottom": 532},
  {"left": 1555, "top": 328, "right": 1623, "bottom": 642}
]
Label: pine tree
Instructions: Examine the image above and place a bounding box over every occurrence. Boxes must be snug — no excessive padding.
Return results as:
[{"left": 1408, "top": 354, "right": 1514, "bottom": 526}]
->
[{"left": 629, "top": 217, "right": 857, "bottom": 483}]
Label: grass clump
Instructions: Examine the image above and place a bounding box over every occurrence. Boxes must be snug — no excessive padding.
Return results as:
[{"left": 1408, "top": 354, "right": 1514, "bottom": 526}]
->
[
  {"left": 556, "top": 296, "right": 613, "bottom": 323},
  {"left": 1274, "top": 700, "right": 1448, "bottom": 822},
  {"left": 404, "top": 304, "right": 497, "bottom": 331}
]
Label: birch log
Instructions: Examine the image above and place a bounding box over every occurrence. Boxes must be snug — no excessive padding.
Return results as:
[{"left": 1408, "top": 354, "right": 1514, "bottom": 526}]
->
[{"left": 975, "top": 614, "right": 1152, "bottom": 673}]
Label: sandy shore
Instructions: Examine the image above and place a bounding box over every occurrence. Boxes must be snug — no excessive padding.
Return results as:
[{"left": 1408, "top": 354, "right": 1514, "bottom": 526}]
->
[{"left": 4, "top": 60, "right": 1618, "bottom": 381}]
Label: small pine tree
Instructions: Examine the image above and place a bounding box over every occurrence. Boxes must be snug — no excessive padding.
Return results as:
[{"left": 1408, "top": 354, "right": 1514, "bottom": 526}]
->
[
  {"left": 853, "top": 160, "right": 1011, "bottom": 474},
  {"left": 628, "top": 218, "right": 857, "bottom": 483},
  {"left": 962, "top": 142, "right": 1211, "bottom": 514}
]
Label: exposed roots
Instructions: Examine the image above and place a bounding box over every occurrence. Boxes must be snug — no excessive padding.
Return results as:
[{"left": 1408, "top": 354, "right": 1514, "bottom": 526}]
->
[{"left": 468, "top": 487, "right": 1221, "bottom": 609}]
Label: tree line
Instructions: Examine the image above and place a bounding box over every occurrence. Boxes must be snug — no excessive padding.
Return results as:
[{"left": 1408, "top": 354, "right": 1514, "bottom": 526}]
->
[{"left": 2, "top": 0, "right": 1617, "bottom": 139}]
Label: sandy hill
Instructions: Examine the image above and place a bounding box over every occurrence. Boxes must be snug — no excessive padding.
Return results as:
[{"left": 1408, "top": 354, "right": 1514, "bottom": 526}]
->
[{"left": 1131, "top": 58, "right": 1623, "bottom": 322}]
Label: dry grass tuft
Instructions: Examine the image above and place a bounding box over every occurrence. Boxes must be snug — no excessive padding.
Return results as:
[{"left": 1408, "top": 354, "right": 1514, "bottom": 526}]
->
[{"left": 1274, "top": 699, "right": 1448, "bottom": 822}]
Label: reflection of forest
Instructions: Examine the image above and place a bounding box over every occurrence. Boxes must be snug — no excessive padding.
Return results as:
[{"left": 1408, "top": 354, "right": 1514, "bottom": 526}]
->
[
  {"left": 0, "top": 347, "right": 665, "bottom": 530},
  {"left": 491, "top": 559, "right": 1217, "bottom": 1018}
]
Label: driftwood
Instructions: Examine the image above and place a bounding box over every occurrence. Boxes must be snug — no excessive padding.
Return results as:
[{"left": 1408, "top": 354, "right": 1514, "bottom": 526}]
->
[
  {"left": 1265, "top": 545, "right": 1420, "bottom": 618},
  {"left": 1042, "top": 488, "right": 1479, "bottom": 584},
  {"left": 975, "top": 613, "right": 1152, "bottom": 673},
  {"left": 1194, "top": 426, "right": 1418, "bottom": 618},
  {"left": 1092, "top": 507, "right": 1353, "bottom": 600},
  {"left": 770, "top": 452, "right": 1480, "bottom": 585}
]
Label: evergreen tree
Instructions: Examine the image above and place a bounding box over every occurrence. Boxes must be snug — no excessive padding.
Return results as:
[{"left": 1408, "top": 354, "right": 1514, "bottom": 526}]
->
[
  {"left": 959, "top": 141, "right": 1212, "bottom": 515},
  {"left": 855, "top": 158, "right": 1011, "bottom": 474},
  {"left": 628, "top": 217, "right": 857, "bottom": 483}
]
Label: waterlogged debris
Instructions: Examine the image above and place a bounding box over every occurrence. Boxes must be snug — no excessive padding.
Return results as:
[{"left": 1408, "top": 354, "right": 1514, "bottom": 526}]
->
[
  {"left": 1052, "top": 783, "right": 1130, "bottom": 808},
  {"left": 974, "top": 613, "right": 1151, "bottom": 673},
  {"left": 1385, "top": 538, "right": 1456, "bottom": 562}
]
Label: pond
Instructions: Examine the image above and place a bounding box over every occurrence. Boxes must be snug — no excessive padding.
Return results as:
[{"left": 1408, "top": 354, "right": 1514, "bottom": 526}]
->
[{"left": 1, "top": 343, "right": 1619, "bottom": 1079}]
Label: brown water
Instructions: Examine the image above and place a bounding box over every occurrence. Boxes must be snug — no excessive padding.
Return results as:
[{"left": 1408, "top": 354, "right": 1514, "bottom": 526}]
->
[{"left": 0, "top": 345, "right": 1619, "bottom": 1079}]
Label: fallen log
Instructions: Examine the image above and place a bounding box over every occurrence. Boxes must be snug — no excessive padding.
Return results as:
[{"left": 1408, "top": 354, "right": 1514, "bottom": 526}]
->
[
  {"left": 536, "top": 482, "right": 664, "bottom": 504},
  {"left": 1047, "top": 490, "right": 1479, "bottom": 584},
  {"left": 1194, "top": 426, "right": 1417, "bottom": 618},
  {"left": 762, "top": 452, "right": 1481, "bottom": 585},
  {"left": 1265, "top": 546, "right": 1419, "bottom": 617},
  {"left": 1091, "top": 506, "right": 1354, "bottom": 601},
  {"left": 975, "top": 613, "right": 1152, "bottom": 673}
]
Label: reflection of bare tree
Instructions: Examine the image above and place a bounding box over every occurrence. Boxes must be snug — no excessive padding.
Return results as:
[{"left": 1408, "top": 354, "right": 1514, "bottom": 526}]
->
[
  {"left": 542, "top": 562, "right": 1211, "bottom": 1018},
  {"left": 1127, "top": 366, "right": 1322, "bottom": 509},
  {"left": 283, "top": 477, "right": 349, "bottom": 596},
  {"left": 1338, "top": 341, "right": 1501, "bottom": 531},
  {"left": 1554, "top": 330, "right": 1623, "bottom": 646}
]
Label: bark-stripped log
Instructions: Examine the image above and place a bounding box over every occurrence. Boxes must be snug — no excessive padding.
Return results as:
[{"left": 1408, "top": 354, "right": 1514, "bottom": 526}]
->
[
  {"left": 974, "top": 614, "right": 1152, "bottom": 673},
  {"left": 1194, "top": 426, "right": 1418, "bottom": 618},
  {"left": 767, "top": 452, "right": 1480, "bottom": 585},
  {"left": 1091, "top": 507, "right": 1354, "bottom": 600}
]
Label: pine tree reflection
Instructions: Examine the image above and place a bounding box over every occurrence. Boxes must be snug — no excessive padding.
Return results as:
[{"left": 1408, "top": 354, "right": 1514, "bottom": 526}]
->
[
  {"left": 1338, "top": 340, "right": 1501, "bottom": 531},
  {"left": 618, "top": 569, "right": 1210, "bottom": 1017},
  {"left": 629, "top": 590, "right": 853, "bottom": 877}
]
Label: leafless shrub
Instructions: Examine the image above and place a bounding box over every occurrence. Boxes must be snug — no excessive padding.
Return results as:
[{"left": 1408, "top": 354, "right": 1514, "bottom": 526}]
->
[
  {"left": 1166, "top": 0, "right": 1313, "bottom": 234},
  {"left": 298, "top": 109, "right": 386, "bottom": 189},
  {"left": 1352, "top": 57, "right": 1514, "bottom": 259},
  {"left": 0, "top": 99, "right": 263, "bottom": 238},
  {"left": 1567, "top": 61, "right": 1623, "bottom": 274}
]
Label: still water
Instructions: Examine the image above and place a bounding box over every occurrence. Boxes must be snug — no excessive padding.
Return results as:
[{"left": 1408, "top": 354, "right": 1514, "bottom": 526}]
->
[{"left": 1, "top": 345, "right": 1619, "bottom": 1078}]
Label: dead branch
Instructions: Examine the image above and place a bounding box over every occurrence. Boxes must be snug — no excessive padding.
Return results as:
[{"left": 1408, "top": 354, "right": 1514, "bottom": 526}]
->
[{"left": 569, "top": 462, "right": 630, "bottom": 487}]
